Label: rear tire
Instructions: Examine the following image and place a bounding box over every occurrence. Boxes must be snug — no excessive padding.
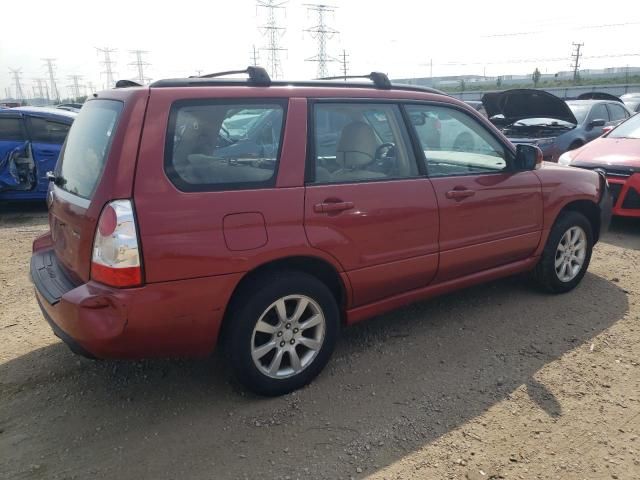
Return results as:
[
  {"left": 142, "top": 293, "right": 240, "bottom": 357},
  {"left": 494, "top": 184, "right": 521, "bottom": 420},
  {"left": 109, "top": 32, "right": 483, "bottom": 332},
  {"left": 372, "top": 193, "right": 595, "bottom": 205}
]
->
[
  {"left": 532, "top": 211, "right": 593, "bottom": 293},
  {"left": 225, "top": 271, "right": 339, "bottom": 396}
]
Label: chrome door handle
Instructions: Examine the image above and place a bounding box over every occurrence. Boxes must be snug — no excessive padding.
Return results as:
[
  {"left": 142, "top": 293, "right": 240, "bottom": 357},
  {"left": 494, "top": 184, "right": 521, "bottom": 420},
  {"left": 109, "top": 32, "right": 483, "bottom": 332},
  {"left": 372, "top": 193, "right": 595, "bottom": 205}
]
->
[{"left": 314, "top": 201, "right": 355, "bottom": 213}]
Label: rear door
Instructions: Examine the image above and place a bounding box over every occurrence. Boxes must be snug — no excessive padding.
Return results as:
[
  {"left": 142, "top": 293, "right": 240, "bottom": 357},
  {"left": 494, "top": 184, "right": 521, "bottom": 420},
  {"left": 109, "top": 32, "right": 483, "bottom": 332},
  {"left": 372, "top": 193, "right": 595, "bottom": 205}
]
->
[
  {"left": 405, "top": 103, "right": 543, "bottom": 282},
  {"left": 0, "top": 113, "right": 28, "bottom": 191},
  {"left": 606, "top": 102, "right": 630, "bottom": 127},
  {"left": 25, "top": 115, "right": 71, "bottom": 194},
  {"left": 304, "top": 101, "right": 439, "bottom": 307}
]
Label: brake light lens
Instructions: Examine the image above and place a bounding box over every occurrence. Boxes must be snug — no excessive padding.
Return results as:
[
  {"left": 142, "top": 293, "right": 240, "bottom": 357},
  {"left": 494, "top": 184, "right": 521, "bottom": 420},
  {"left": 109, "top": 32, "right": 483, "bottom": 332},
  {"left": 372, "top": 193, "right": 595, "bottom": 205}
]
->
[{"left": 91, "top": 200, "right": 142, "bottom": 287}]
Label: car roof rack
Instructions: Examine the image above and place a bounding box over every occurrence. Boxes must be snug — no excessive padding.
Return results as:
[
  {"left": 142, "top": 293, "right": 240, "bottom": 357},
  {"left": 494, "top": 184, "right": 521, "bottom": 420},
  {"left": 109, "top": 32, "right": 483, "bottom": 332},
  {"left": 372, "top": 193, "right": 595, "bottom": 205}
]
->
[
  {"left": 149, "top": 66, "right": 449, "bottom": 96},
  {"left": 318, "top": 72, "right": 392, "bottom": 89}
]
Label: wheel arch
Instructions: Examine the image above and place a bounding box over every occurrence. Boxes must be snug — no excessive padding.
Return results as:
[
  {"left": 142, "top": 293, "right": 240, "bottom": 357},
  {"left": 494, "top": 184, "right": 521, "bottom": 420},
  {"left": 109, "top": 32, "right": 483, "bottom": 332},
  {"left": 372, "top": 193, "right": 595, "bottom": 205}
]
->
[
  {"left": 557, "top": 199, "right": 601, "bottom": 243},
  {"left": 217, "top": 255, "right": 349, "bottom": 347}
]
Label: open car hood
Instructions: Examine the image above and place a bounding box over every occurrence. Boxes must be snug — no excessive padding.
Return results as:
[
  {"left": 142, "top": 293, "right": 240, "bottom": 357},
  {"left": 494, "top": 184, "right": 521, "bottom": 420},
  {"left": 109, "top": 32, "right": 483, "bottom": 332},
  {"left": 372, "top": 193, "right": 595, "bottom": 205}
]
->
[
  {"left": 577, "top": 92, "right": 622, "bottom": 102},
  {"left": 482, "top": 89, "right": 577, "bottom": 125}
]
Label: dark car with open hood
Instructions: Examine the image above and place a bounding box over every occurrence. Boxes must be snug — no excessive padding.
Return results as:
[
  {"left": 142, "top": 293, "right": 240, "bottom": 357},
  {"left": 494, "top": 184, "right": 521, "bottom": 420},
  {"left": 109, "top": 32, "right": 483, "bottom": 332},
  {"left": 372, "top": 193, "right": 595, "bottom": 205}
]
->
[{"left": 483, "top": 89, "right": 632, "bottom": 162}]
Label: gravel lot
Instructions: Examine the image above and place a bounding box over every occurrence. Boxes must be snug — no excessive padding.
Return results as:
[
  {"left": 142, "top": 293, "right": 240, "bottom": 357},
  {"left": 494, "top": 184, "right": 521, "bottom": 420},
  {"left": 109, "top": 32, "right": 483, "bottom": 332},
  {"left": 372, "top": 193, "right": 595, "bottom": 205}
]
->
[{"left": 1, "top": 202, "right": 639, "bottom": 480}]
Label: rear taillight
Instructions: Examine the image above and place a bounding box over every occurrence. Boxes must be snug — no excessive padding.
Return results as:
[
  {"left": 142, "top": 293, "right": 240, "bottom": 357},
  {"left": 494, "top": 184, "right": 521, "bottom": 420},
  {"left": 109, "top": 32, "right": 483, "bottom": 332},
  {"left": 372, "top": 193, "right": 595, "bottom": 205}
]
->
[{"left": 91, "top": 199, "right": 142, "bottom": 288}]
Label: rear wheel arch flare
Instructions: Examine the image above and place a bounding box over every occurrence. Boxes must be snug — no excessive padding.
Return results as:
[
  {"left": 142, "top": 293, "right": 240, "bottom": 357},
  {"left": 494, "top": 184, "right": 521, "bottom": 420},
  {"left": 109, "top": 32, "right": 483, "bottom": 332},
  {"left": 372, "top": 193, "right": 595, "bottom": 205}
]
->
[{"left": 218, "top": 256, "right": 347, "bottom": 346}]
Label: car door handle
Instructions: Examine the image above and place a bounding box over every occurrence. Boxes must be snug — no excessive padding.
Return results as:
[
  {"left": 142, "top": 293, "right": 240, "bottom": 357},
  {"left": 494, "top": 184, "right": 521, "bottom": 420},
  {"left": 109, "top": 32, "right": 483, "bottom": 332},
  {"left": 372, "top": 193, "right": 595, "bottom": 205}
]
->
[
  {"left": 445, "top": 189, "right": 476, "bottom": 200},
  {"left": 314, "top": 201, "right": 355, "bottom": 213}
]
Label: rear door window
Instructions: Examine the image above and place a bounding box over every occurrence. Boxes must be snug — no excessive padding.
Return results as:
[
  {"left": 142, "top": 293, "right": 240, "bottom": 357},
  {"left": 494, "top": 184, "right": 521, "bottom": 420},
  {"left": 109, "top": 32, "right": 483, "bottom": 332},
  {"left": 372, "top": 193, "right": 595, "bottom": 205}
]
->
[
  {"left": 27, "top": 117, "right": 71, "bottom": 144},
  {"left": 165, "top": 100, "right": 286, "bottom": 191},
  {"left": 607, "top": 103, "right": 629, "bottom": 122},
  {"left": 57, "top": 99, "right": 123, "bottom": 199},
  {"left": 0, "top": 117, "right": 27, "bottom": 141}
]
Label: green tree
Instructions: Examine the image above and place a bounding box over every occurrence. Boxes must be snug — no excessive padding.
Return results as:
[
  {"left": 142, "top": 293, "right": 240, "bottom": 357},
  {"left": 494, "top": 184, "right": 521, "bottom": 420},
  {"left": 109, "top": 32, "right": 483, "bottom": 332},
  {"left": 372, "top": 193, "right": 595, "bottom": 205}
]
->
[{"left": 532, "top": 68, "right": 541, "bottom": 87}]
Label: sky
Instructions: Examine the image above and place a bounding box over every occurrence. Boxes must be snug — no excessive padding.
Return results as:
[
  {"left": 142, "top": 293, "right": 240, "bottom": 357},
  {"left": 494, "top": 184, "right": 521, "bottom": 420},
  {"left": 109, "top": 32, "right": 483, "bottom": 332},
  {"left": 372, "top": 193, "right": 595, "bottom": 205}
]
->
[{"left": 1, "top": 0, "right": 639, "bottom": 99}]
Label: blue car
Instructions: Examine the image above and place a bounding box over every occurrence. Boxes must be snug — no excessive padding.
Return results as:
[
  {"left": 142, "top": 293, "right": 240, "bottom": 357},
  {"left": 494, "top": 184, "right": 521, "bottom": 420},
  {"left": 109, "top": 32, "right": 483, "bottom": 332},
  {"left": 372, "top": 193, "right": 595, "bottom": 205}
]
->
[
  {"left": 0, "top": 107, "right": 76, "bottom": 201},
  {"left": 482, "top": 89, "right": 632, "bottom": 162}
]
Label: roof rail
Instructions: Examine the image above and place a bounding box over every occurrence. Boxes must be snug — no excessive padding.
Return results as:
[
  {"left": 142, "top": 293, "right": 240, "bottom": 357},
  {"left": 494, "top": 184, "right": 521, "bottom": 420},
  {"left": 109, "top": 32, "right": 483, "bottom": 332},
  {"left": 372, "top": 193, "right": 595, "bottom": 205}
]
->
[
  {"left": 115, "top": 79, "right": 142, "bottom": 88},
  {"left": 193, "top": 66, "right": 271, "bottom": 86},
  {"left": 318, "top": 72, "right": 392, "bottom": 90}
]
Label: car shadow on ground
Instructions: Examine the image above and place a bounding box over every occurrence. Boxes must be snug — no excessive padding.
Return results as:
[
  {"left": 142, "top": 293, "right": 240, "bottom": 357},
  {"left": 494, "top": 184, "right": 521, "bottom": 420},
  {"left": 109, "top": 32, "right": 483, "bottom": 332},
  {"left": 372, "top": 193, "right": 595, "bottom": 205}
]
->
[
  {"left": 0, "top": 271, "right": 629, "bottom": 479},
  {"left": 0, "top": 201, "right": 48, "bottom": 227},
  {"left": 602, "top": 216, "right": 640, "bottom": 250}
]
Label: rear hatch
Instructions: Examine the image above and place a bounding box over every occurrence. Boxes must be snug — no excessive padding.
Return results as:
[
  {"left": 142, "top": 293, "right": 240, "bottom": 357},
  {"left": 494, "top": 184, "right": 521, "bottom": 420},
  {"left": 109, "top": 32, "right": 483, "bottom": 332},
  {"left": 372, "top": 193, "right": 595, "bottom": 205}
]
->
[{"left": 48, "top": 90, "right": 148, "bottom": 284}]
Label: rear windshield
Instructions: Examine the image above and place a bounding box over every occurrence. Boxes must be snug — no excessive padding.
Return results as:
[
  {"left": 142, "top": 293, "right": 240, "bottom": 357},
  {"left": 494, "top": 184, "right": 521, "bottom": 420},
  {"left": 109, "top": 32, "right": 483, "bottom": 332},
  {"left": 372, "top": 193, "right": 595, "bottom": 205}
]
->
[{"left": 57, "top": 99, "right": 123, "bottom": 199}]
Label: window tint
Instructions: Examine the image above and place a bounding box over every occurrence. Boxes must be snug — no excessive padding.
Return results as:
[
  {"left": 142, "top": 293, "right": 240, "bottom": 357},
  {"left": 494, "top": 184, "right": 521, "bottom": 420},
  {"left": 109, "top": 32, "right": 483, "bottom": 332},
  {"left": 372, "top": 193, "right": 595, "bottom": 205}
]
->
[
  {"left": 406, "top": 105, "right": 509, "bottom": 177},
  {"left": 0, "top": 117, "right": 26, "bottom": 141},
  {"left": 166, "top": 102, "right": 285, "bottom": 191},
  {"left": 589, "top": 104, "right": 609, "bottom": 122},
  {"left": 607, "top": 103, "right": 629, "bottom": 121},
  {"left": 310, "top": 103, "right": 418, "bottom": 184},
  {"left": 58, "top": 100, "right": 122, "bottom": 199},
  {"left": 28, "top": 117, "right": 71, "bottom": 144}
]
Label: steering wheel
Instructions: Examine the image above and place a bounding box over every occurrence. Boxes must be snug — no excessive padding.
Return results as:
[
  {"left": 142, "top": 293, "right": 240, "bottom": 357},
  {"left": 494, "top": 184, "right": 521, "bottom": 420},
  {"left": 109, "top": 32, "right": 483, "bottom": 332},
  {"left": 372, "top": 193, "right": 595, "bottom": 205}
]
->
[{"left": 374, "top": 142, "right": 396, "bottom": 161}]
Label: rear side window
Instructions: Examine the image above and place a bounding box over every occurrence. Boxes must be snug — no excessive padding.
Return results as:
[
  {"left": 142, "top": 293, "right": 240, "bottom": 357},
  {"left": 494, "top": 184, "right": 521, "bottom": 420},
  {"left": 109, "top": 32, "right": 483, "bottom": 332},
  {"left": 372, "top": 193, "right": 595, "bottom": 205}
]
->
[
  {"left": 28, "top": 117, "right": 71, "bottom": 144},
  {"left": 58, "top": 100, "right": 123, "bottom": 199},
  {"left": 0, "top": 117, "right": 26, "bottom": 141},
  {"left": 165, "top": 100, "right": 286, "bottom": 191},
  {"left": 607, "top": 103, "right": 629, "bottom": 122}
]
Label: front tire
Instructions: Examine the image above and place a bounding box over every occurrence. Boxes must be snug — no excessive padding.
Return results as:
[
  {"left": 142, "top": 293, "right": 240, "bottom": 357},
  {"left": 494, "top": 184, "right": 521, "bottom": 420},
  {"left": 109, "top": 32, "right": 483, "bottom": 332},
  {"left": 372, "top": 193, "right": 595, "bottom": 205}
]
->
[
  {"left": 225, "top": 271, "right": 340, "bottom": 396},
  {"left": 532, "top": 211, "right": 593, "bottom": 293}
]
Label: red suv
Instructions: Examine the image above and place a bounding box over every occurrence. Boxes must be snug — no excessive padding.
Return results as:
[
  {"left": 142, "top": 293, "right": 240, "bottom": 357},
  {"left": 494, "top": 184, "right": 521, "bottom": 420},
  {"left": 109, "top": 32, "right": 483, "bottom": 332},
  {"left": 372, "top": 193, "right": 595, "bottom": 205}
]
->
[{"left": 31, "top": 67, "right": 612, "bottom": 395}]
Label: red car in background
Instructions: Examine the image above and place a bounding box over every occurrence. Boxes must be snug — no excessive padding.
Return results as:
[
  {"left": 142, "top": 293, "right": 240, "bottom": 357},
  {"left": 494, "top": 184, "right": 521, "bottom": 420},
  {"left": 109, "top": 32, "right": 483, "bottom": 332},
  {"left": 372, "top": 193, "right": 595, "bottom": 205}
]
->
[{"left": 560, "top": 113, "right": 640, "bottom": 217}]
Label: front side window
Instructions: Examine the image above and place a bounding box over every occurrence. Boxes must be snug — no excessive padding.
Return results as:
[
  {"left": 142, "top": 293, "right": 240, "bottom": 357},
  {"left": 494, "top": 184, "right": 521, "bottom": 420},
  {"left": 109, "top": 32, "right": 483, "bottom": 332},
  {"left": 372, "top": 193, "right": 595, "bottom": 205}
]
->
[
  {"left": 607, "top": 103, "right": 629, "bottom": 122},
  {"left": 310, "top": 103, "right": 418, "bottom": 184},
  {"left": 589, "top": 104, "right": 609, "bottom": 123},
  {"left": 0, "top": 117, "right": 26, "bottom": 141},
  {"left": 166, "top": 101, "right": 285, "bottom": 191},
  {"left": 406, "top": 105, "right": 509, "bottom": 177},
  {"left": 28, "top": 117, "right": 71, "bottom": 144}
]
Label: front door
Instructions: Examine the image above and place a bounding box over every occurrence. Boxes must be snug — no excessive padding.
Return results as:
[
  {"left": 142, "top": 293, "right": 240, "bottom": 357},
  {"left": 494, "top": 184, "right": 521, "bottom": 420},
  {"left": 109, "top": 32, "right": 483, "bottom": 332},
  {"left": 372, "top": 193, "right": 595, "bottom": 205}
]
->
[
  {"left": 0, "top": 114, "right": 29, "bottom": 192},
  {"left": 304, "top": 102, "right": 440, "bottom": 307},
  {"left": 405, "top": 104, "right": 543, "bottom": 282},
  {"left": 25, "top": 115, "right": 71, "bottom": 194}
]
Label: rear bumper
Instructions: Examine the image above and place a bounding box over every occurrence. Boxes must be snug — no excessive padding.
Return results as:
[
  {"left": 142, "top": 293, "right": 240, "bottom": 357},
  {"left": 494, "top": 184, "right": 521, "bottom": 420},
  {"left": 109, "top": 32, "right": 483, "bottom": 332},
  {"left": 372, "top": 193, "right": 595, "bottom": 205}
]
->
[{"left": 31, "top": 248, "right": 243, "bottom": 359}]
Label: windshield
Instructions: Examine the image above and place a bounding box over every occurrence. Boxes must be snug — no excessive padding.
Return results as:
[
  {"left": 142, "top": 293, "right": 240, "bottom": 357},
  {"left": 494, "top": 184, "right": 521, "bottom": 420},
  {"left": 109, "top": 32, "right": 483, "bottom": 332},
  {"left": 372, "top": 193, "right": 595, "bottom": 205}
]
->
[
  {"left": 568, "top": 103, "right": 590, "bottom": 123},
  {"left": 57, "top": 99, "right": 123, "bottom": 199},
  {"left": 609, "top": 114, "right": 640, "bottom": 139}
]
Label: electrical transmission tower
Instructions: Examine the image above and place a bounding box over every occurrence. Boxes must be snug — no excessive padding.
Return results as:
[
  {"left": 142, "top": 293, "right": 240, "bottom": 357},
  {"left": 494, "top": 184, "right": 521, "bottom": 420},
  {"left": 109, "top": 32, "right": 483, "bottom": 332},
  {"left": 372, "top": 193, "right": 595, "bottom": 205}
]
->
[
  {"left": 42, "top": 58, "right": 60, "bottom": 103},
  {"left": 304, "top": 4, "right": 338, "bottom": 78},
  {"left": 9, "top": 68, "right": 25, "bottom": 101},
  {"left": 96, "top": 47, "right": 117, "bottom": 88},
  {"left": 86, "top": 81, "right": 96, "bottom": 95},
  {"left": 68, "top": 75, "right": 84, "bottom": 100},
  {"left": 257, "top": 0, "right": 287, "bottom": 79},
  {"left": 571, "top": 42, "right": 584, "bottom": 83},
  {"left": 250, "top": 44, "right": 260, "bottom": 67},
  {"left": 34, "top": 78, "right": 48, "bottom": 100},
  {"left": 129, "top": 50, "right": 151, "bottom": 84},
  {"left": 340, "top": 49, "right": 349, "bottom": 80}
]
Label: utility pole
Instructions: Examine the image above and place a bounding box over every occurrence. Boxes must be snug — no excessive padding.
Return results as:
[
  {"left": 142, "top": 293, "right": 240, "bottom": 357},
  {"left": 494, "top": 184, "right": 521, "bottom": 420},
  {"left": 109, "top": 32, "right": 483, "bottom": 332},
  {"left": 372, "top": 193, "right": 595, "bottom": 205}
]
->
[
  {"left": 129, "top": 50, "right": 151, "bottom": 84},
  {"left": 96, "top": 47, "right": 117, "bottom": 88},
  {"left": 8, "top": 68, "right": 25, "bottom": 103},
  {"left": 250, "top": 44, "right": 260, "bottom": 67},
  {"left": 43, "top": 58, "right": 60, "bottom": 103},
  {"left": 340, "top": 49, "right": 349, "bottom": 80},
  {"left": 304, "top": 4, "right": 338, "bottom": 78},
  {"left": 257, "top": 0, "right": 287, "bottom": 79},
  {"left": 68, "top": 75, "right": 83, "bottom": 100},
  {"left": 571, "top": 42, "right": 584, "bottom": 83}
]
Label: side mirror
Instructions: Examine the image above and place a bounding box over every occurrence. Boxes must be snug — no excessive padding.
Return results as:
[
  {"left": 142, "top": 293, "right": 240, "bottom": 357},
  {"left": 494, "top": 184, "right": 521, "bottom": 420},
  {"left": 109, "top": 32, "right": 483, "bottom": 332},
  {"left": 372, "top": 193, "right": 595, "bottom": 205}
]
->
[
  {"left": 589, "top": 119, "right": 606, "bottom": 128},
  {"left": 515, "top": 144, "right": 543, "bottom": 171}
]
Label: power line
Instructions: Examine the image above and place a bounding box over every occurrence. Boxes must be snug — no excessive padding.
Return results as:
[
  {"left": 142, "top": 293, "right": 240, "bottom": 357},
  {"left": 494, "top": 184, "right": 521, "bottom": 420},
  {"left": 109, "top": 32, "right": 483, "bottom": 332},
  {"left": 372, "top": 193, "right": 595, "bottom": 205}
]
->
[
  {"left": 571, "top": 42, "right": 584, "bottom": 82},
  {"left": 257, "top": 0, "right": 287, "bottom": 79},
  {"left": 129, "top": 50, "right": 151, "bottom": 84},
  {"left": 96, "top": 47, "right": 117, "bottom": 88},
  {"left": 8, "top": 68, "right": 25, "bottom": 101},
  {"left": 42, "top": 58, "right": 60, "bottom": 103},
  {"left": 304, "top": 3, "right": 338, "bottom": 78}
]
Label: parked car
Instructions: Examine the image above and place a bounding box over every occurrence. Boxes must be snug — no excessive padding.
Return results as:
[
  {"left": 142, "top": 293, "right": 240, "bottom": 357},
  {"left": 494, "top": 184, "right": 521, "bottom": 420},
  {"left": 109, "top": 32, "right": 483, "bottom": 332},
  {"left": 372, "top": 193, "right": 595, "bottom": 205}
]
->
[
  {"left": 621, "top": 93, "right": 640, "bottom": 114},
  {"left": 464, "top": 100, "right": 488, "bottom": 117},
  {"left": 55, "top": 103, "right": 83, "bottom": 113},
  {"left": 559, "top": 112, "right": 640, "bottom": 217},
  {"left": 1, "top": 107, "right": 75, "bottom": 201},
  {"left": 31, "top": 67, "right": 612, "bottom": 396},
  {"left": 482, "top": 89, "right": 632, "bottom": 161}
]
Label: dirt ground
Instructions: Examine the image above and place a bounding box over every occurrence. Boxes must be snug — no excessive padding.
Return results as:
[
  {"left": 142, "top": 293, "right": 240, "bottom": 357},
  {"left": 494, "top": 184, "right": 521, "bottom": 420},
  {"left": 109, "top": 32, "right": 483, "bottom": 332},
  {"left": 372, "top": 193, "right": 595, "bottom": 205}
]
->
[{"left": 1, "top": 202, "right": 639, "bottom": 480}]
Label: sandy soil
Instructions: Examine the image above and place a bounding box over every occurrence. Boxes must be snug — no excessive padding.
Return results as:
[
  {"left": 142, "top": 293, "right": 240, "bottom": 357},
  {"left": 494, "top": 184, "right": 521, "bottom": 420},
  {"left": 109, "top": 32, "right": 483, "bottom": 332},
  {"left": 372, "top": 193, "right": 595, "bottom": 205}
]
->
[{"left": 1, "top": 201, "right": 639, "bottom": 480}]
